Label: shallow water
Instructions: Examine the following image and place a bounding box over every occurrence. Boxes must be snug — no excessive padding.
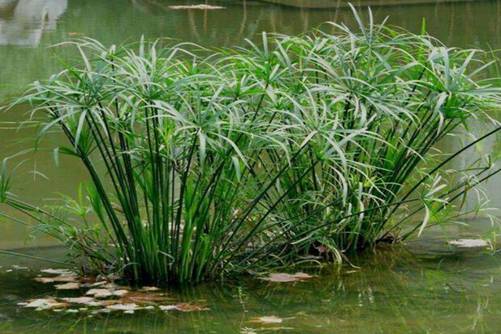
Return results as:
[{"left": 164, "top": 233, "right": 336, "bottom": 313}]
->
[
  {"left": 1, "top": 221, "right": 500, "bottom": 334},
  {"left": 0, "top": 1, "right": 501, "bottom": 333}
]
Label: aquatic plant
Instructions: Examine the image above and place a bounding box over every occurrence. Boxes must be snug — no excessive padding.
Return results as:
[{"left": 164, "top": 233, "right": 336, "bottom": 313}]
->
[
  {"left": 238, "top": 11, "right": 501, "bottom": 259},
  {"left": 1, "top": 8, "right": 500, "bottom": 284},
  {"left": 2, "top": 37, "right": 359, "bottom": 284}
]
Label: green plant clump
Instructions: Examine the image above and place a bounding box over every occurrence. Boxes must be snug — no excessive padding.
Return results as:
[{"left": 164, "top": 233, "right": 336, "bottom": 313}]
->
[{"left": 1, "top": 10, "right": 500, "bottom": 285}]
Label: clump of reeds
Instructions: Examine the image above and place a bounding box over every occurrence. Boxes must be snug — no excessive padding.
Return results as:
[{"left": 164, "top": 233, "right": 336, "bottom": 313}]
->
[{"left": 1, "top": 8, "right": 499, "bottom": 284}]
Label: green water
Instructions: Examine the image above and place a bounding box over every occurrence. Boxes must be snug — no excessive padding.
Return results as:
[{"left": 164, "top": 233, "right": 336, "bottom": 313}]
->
[
  {"left": 0, "top": 1, "right": 501, "bottom": 333},
  {"left": 0, "top": 225, "right": 500, "bottom": 334}
]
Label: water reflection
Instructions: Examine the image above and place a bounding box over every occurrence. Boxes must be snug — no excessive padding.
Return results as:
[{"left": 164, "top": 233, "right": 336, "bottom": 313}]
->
[{"left": 0, "top": 0, "right": 67, "bottom": 46}]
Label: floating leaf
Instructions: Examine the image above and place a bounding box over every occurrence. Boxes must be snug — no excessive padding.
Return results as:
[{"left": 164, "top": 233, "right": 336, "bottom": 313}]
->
[
  {"left": 85, "top": 288, "right": 128, "bottom": 298},
  {"left": 240, "top": 328, "right": 258, "bottom": 334},
  {"left": 106, "top": 303, "right": 140, "bottom": 313},
  {"left": 91, "top": 308, "right": 111, "bottom": 315},
  {"left": 290, "top": 272, "right": 313, "bottom": 280},
  {"left": 175, "top": 303, "right": 209, "bottom": 312},
  {"left": 86, "top": 288, "right": 116, "bottom": 298},
  {"left": 11, "top": 265, "right": 28, "bottom": 270},
  {"left": 82, "top": 280, "right": 108, "bottom": 288},
  {"left": 448, "top": 239, "right": 489, "bottom": 248},
  {"left": 159, "top": 303, "right": 208, "bottom": 312},
  {"left": 260, "top": 272, "right": 313, "bottom": 283},
  {"left": 168, "top": 4, "right": 225, "bottom": 10},
  {"left": 159, "top": 305, "right": 177, "bottom": 311},
  {"left": 23, "top": 298, "right": 68, "bottom": 310},
  {"left": 41, "top": 268, "right": 76, "bottom": 276},
  {"left": 120, "top": 291, "right": 168, "bottom": 304},
  {"left": 113, "top": 290, "right": 129, "bottom": 297},
  {"left": 35, "top": 275, "right": 78, "bottom": 284},
  {"left": 250, "top": 315, "right": 283, "bottom": 324},
  {"left": 61, "top": 297, "right": 101, "bottom": 306},
  {"left": 55, "top": 282, "right": 81, "bottom": 290}
]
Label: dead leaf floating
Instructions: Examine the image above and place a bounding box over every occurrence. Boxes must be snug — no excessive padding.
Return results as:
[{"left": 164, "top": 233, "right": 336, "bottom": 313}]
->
[
  {"left": 35, "top": 275, "right": 79, "bottom": 283},
  {"left": 119, "top": 290, "right": 169, "bottom": 304},
  {"left": 250, "top": 315, "right": 284, "bottom": 324},
  {"left": 168, "top": 4, "right": 225, "bottom": 10},
  {"left": 11, "top": 265, "right": 29, "bottom": 270},
  {"left": 159, "top": 303, "right": 209, "bottom": 312},
  {"left": 86, "top": 288, "right": 129, "bottom": 298},
  {"left": 448, "top": 239, "right": 489, "bottom": 248},
  {"left": 260, "top": 272, "right": 314, "bottom": 283},
  {"left": 55, "top": 282, "right": 81, "bottom": 290},
  {"left": 22, "top": 298, "right": 68, "bottom": 311},
  {"left": 41, "top": 268, "right": 76, "bottom": 276},
  {"left": 61, "top": 297, "right": 100, "bottom": 306},
  {"left": 106, "top": 303, "right": 141, "bottom": 314},
  {"left": 20, "top": 271, "right": 201, "bottom": 315},
  {"left": 86, "top": 288, "right": 112, "bottom": 298},
  {"left": 35, "top": 270, "right": 79, "bottom": 284}
]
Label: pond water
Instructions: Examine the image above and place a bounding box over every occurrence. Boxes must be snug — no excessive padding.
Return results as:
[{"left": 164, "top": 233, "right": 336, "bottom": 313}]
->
[
  {"left": 0, "top": 223, "right": 500, "bottom": 333},
  {"left": 0, "top": 0, "right": 500, "bottom": 333}
]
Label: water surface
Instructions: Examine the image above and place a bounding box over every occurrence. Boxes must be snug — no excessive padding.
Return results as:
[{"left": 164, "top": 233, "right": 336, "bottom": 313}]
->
[{"left": 1, "top": 224, "right": 500, "bottom": 334}]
